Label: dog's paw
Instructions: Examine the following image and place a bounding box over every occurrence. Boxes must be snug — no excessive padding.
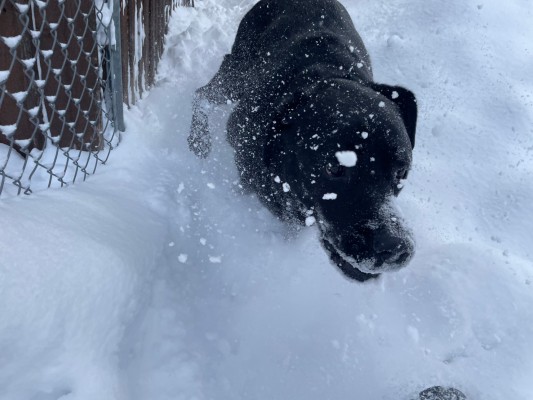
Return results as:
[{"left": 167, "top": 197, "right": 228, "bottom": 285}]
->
[{"left": 188, "top": 110, "right": 211, "bottom": 158}]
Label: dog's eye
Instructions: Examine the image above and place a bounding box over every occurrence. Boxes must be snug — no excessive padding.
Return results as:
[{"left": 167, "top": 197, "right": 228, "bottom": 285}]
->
[{"left": 325, "top": 163, "right": 346, "bottom": 177}]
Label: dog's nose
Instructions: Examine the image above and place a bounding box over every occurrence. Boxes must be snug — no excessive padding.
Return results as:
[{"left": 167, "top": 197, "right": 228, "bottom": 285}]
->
[{"left": 373, "top": 228, "right": 412, "bottom": 266}]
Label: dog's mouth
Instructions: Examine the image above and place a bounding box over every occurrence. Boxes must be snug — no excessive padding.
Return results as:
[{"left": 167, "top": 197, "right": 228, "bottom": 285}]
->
[
  {"left": 320, "top": 232, "right": 413, "bottom": 282},
  {"left": 320, "top": 236, "right": 380, "bottom": 282}
]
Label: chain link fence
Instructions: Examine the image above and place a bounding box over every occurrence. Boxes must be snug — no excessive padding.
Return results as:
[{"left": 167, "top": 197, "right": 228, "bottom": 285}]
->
[
  {"left": 1, "top": 0, "right": 187, "bottom": 199},
  {"left": 0, "top": 0, "right": 126, "bottom": 198}
]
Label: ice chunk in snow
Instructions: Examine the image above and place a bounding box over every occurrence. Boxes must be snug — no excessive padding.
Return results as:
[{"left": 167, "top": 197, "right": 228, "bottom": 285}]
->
[
  {"left": 178, "top": 254, "right": 188, "bottom": 263},
  {"left": 282, "top": 182, "right": 290, "bottom": 192},
  {"left": 209, "top": 256, "right": 222, "bottom": 263},
  {"left": 207, "top": 183, "right": 215, "bottom": 189},
  {"left": 335, "top": 151, "right": 357, "bottom": 167},
  {"left": 322, "top": 193, "right": 338, "bottom": 200},
  {"left": 305, "top": 216, "right": 316, "bottom": 226}
]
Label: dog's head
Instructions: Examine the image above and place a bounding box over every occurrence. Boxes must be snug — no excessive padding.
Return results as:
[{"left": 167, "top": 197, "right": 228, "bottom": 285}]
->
[{"left": 272, "top": 81, "right": 418, "bottom": 281}]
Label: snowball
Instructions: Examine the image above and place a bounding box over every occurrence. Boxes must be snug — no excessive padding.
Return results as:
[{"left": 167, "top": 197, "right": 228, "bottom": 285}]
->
[
  {"left": 361, "top": 131, "right": 369, "bottom": 139},
  {"left": 207, "top": 183, "right": 215, "bottom": 189},
  {"left": 178, "top": 254, "right": 188, "bottom": 263},
  {"left": 322, "top": 193, "right": 338, "bottom": 200},
  {"left": 274, "top": 176, "right": 281, "bottom": 183},
  {"left": 282, "top": 182, "right": 290, "bottom": 192},
  {"left": 335, "top": 151, "right": 357, "bottom": 167},
  {"left": 391, "top": 91, "right": 399, "bottom": 99},
  {"left": 378, "top": 101, "right": 385, "bottom": 108},
  {"left": 305, "top": 216, "right": 316, "bottom": 226},
  {"left": 209, "top": 256, "right": 222, "bottom": 263}
]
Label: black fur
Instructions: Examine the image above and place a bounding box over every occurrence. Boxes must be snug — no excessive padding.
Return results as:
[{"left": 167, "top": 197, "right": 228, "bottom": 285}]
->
[{"left": 189, "top": 0, "right": 418, "bottom": 281}]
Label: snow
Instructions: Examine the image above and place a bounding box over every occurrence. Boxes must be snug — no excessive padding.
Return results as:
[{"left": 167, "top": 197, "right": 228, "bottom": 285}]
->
[
  {"left": 335, "top": 150, "right": 357, "bottom": 167},
  {"left": 1, "top": 35, "right": 22, "bottom": 49},
  {"left": 10, "top": 91, "right": 27, "bottom": 103},
  {"left": 40, "top": 49, "right": 53, "bottom": 58},
  {"left": 0, "top": 70, "right": 9, "bottom": 83},
  {"left": 95, "top": 0, "right": 117, "bottom": 47},
  {"left": 0, "top": 124, "right": 17, "bottom": 138},
  {"left": 14, "top": 3, "right": 29, "bottom": 13},
  {"left": 1, "top": 0, "right": 533, "bottom": 399},
  {"left": 323, "top": 193, "right": 338, "bottom": 200}
]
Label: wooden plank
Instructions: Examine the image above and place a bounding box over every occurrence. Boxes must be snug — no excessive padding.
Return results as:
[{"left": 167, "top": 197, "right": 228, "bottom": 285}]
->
[
  {"left": 120, "top": 0, "right": 130, "bottom": 106},
  {"left": 118, "top": 0, "right": 193, "bottom": 105}
]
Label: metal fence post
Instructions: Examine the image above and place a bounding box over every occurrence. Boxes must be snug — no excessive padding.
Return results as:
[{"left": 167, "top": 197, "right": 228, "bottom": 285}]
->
[{"left": 110, "top": 0, "right": 125, "bottom": 132}]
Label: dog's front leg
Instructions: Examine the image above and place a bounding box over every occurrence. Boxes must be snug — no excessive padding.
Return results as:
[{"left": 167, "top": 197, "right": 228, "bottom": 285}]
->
[{"left": 188, "top": 54, "right": 242, "bottom": 158}]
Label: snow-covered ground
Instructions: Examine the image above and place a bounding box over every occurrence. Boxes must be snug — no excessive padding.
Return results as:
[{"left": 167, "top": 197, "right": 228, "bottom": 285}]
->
[{"left": 1, "top": 0, "right": 533, "bottom": 399}]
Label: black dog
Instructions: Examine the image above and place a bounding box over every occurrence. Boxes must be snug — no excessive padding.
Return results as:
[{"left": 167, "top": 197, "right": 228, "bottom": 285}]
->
[{"left": 188, "top": 0, "right": 418, "bottom": 282}]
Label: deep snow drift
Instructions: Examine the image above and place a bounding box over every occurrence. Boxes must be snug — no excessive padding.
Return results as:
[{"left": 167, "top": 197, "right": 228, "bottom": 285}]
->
[{"left": 1, "top": 0, "right": 533, "bottom": 399}]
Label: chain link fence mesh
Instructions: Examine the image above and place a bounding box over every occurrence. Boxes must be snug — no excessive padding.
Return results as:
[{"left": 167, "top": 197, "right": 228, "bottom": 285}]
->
[
  {"left": 1, "top": 0, "right": 121, "bottom": 198},
  {"left": 0, "top": 0, "right": 189, "bottom": 199},
  {"left": 0, "top": 0, "right": 121, "bottom": 197}
]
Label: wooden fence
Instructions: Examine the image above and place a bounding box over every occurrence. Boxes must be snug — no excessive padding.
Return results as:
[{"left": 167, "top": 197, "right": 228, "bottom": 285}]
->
[{"left": 120, "top": 0, "right": 193, "bottom": 106}]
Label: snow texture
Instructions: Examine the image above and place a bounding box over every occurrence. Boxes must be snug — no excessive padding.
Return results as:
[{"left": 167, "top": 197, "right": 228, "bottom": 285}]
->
[{"left": 1, "top": 0, "right": 533, "bottom": 400}]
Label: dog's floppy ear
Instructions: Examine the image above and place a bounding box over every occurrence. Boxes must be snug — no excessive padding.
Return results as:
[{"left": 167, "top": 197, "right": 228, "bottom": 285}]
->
[{"left": 371, "top": 83, "right": 417, "bottom": 148}]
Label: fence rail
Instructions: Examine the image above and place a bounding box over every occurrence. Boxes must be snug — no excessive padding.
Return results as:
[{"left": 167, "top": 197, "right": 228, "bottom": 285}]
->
[{"left": 0, "top": 0, "right": 190, "bottom": 198}]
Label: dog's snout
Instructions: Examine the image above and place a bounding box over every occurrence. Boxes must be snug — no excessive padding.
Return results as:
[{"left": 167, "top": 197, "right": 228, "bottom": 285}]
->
[{"left": 373, "top": 228, "right": 412, "bottom": 266}]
